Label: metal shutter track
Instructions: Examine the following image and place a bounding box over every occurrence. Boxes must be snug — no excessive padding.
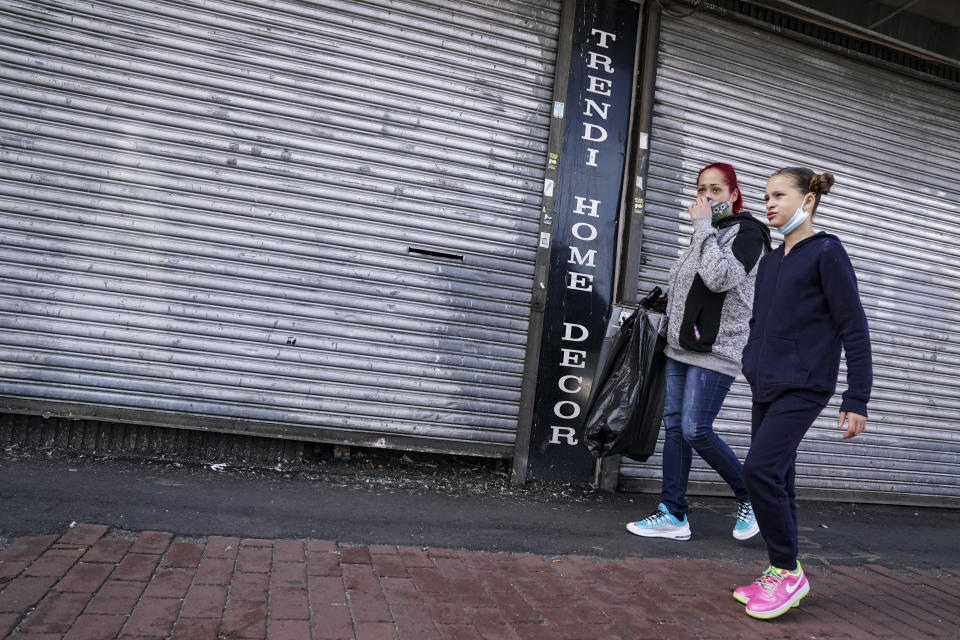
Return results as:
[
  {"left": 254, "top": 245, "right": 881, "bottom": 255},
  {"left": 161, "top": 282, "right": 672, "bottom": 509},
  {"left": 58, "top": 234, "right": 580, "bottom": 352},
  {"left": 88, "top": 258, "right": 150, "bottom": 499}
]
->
[
  {"left": 622, "top": 13, "right": 960, "bottom": 503},
  {"left": 0, "top": 0, "right": 561, "bottom": 454}
]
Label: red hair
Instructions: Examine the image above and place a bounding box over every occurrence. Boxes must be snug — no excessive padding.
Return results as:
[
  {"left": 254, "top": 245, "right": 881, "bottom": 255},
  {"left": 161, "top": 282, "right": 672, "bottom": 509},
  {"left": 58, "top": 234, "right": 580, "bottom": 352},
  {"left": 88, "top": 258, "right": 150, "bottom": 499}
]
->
[{"left": 697, "top": 162, "right": 743, "bottom": 214}]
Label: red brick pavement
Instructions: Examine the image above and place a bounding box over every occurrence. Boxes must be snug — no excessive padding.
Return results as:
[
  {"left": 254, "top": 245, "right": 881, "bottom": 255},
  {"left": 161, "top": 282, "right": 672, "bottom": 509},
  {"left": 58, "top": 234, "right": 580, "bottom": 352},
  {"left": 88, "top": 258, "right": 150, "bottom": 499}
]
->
[{"left": 0, "top": 524, "right": 956, "bottom": 639}]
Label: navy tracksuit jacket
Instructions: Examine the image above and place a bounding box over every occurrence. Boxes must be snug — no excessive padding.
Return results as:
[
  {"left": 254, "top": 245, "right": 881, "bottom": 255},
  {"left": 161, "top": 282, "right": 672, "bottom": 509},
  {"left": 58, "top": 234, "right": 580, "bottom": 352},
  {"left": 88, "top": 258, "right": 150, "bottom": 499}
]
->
[{"left": 741, "top": 232, "right": 872, "bottom": 415}]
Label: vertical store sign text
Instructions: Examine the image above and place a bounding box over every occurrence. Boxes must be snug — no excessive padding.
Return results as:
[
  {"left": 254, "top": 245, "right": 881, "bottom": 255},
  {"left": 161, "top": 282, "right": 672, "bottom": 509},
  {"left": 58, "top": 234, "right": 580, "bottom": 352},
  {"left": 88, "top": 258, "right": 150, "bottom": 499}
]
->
[
  {"left": 549, "top": 27, "right": 620, "bottom": 447},
  {"left": 527, "top": 0, "right": 638, "bottom": 483}
]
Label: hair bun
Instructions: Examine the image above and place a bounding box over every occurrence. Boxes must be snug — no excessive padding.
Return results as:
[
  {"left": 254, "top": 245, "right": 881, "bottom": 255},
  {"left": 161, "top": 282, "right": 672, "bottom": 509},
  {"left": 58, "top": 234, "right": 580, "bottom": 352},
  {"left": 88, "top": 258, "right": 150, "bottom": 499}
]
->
[{"left": 810, "top": 172, "right": 835, "bottom": 195}]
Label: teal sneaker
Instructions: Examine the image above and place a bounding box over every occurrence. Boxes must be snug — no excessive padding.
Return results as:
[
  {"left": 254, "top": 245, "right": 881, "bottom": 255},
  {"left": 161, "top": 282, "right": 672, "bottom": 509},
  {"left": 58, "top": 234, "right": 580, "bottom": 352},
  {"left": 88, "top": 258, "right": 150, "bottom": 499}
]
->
[
  {"left": 626, "top": 503, "right": 691, "bottom": 540},
  {"left": 733, "top": 500, "right": 760, "bottom": 540}
]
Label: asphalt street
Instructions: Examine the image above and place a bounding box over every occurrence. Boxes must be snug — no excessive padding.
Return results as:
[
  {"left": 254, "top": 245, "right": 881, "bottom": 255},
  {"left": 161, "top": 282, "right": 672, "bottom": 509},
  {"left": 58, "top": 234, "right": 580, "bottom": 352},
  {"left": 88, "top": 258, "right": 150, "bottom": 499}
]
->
[{"left": 1, "top": 451, "right": 957, "bottom": 571}]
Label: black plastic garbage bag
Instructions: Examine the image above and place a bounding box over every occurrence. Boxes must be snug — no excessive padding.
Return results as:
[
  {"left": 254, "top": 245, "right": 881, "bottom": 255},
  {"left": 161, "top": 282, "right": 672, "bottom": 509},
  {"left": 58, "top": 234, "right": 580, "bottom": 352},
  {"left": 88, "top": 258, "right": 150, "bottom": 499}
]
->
[{"left": 583, "top": 306, "right": 667, "bottom": 461}]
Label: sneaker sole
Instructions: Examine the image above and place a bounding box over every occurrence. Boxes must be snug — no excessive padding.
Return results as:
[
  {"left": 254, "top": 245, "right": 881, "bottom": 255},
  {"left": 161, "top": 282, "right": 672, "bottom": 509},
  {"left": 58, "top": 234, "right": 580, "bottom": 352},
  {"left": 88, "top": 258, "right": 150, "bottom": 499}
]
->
[
  {"left": 732, "top": 592, "right": 799, "bottom": 607},
  {"left": 732, "top": 522, "right": 760, "bottom": 541},
  {"left": 625, "top": 522, "right": 691, "bottom": 540},
  {"left": 745, "top": 582, "right": 809, "bottom": 619}
]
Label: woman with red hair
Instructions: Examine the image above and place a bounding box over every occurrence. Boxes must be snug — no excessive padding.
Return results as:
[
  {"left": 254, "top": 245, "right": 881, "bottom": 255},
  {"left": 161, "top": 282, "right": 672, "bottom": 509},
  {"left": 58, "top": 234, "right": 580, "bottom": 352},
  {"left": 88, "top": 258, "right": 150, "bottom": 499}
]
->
[{"left": 627, "top": 163, "right": 770, "bottom": 542}]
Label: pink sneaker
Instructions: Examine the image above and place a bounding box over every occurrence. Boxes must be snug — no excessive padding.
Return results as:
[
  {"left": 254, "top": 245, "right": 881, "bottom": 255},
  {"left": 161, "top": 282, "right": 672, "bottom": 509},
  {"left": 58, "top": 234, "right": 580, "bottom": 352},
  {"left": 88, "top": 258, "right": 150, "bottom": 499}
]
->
[
  {"left": 733, "top": 567, "right": 801, "bottom": 606},
  {"left": 744, "top": 564, "right": 808, "bottom": 619},
  {"left": 733, "top": 580, "right": 761, "bottom": 605}
]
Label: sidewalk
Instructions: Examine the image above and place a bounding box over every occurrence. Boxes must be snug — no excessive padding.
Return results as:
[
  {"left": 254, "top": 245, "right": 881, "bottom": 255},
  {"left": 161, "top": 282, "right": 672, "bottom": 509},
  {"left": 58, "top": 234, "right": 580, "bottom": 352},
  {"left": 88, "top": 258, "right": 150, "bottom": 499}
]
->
[{"left": 1, "top": 523, "right": 957, "bottom": 640}]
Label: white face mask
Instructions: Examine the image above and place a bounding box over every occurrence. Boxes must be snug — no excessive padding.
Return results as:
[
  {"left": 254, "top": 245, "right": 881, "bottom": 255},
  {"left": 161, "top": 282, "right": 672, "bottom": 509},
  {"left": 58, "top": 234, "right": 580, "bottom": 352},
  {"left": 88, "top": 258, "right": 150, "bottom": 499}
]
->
[{"left": 777, "top": 206, "right": 809, "bottom": 235}]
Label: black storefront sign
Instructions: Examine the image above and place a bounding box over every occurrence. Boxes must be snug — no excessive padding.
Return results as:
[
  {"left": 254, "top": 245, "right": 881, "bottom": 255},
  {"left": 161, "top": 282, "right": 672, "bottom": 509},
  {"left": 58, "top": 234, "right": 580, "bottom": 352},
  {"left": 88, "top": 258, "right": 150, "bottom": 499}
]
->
[{"left": 526, "top": 0, "right": 640, "bottom": 483}]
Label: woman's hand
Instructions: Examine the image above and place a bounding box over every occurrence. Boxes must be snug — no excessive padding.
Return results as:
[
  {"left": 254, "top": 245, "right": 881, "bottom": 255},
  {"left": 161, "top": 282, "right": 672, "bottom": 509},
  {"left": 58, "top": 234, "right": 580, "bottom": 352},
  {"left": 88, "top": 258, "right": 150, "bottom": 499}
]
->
[
  {"left": 687, "top": 195, "right": 712, "bottom": 220},
  {"left": 838, "top": 412, "right": 867, "bottom": 439}
]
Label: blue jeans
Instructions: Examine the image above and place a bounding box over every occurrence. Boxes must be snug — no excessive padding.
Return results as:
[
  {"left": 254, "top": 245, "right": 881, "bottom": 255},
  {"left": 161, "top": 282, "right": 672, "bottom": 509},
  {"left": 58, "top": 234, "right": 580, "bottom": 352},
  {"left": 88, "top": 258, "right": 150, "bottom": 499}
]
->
[{"left": 660, "top": 357, "right": 748, "bottom": 516}]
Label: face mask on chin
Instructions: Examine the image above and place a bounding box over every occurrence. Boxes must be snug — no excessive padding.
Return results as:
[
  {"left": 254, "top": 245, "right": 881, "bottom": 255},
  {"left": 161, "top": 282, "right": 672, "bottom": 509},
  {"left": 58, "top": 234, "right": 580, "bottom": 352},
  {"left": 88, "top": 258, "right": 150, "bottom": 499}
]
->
[{"left": 777, "top": 206, "right": 809, "bottom": 235}]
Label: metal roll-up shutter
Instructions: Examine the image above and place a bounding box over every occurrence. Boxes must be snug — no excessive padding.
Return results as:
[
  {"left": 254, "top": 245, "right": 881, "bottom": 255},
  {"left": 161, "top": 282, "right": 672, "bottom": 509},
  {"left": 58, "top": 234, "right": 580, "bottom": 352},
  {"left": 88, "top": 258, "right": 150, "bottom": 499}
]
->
[
  {"left": 0, "top": 0, "right": 561, "bottom": 455},
  {"left": 621, "top": 12, "right": 960, "bottom": 505}
]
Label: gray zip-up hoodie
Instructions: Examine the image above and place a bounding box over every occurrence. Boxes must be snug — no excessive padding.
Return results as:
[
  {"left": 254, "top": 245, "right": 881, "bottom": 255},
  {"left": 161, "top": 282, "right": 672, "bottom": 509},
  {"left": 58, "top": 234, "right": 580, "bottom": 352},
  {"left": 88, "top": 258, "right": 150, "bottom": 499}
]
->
[{"left": 663, "top": 213, "right": 771, "bottom": 378}]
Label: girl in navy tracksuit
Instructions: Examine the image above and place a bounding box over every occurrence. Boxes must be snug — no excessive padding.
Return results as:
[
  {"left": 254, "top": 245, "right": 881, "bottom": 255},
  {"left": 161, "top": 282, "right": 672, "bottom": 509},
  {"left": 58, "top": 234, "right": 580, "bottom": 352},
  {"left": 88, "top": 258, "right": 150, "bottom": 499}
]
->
[{"left": 735, "top": 168, "right": 872, "bottom": 620}]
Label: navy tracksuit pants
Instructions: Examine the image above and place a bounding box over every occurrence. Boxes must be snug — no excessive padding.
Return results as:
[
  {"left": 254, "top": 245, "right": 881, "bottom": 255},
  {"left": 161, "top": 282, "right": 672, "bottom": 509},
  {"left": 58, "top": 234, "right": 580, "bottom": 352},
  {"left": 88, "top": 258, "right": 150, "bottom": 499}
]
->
[{"left": 743, "top": 391, "right": 829, "bottom": 571}]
